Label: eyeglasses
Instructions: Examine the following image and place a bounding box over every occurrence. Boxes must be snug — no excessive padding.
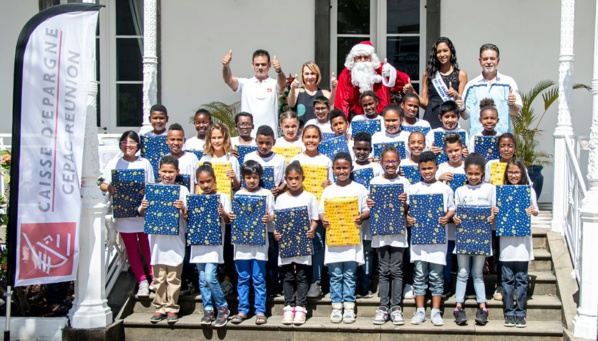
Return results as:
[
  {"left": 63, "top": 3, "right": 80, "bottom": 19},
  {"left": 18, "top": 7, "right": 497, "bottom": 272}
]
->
[
  {"left": 382, "top": 160, "right": 399, "bottom": 165},
  {"left": 236, "top": 123, "right": 252, "bottom": 128},
  {"left": 507, "top": 171, "right": 522, "bottom": 175}
]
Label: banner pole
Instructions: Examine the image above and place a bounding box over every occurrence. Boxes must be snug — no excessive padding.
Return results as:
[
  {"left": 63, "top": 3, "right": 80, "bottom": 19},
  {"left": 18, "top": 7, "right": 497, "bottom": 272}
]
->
[{"left": 4, "top": 285, "right": 11, "bottom": 340}]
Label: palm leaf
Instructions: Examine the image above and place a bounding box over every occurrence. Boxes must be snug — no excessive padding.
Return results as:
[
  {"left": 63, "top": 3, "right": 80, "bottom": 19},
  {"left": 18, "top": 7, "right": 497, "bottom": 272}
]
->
[{"left": 189, "top": 101, "right": 241, "bottom": 137}]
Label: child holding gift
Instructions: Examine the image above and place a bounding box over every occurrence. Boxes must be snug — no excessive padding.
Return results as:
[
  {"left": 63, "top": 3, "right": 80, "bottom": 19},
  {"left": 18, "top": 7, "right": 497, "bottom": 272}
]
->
[
  {"left": 183, "top": 109, "right": 212, "bottom": 151},
  {"left": 276, "top": 110, "right": 303, "bottom": 147},
  {"left": 231, "top": 112, "right": 256, "bottom": 149},
  {"left": 273, "top": 161, "right": 319, "bottom": 325},
  {"left": 198, "top": 123, "right": 241, "bottom": 191},
  {"left": 401, "top": 131, "right": 426, "bottom": 166},
  {"left": 144, "top": 104, "right": 169, "bottom": 136},
  {"left": 467, "top": 98, "right": 501, "bottom": 154},
  {"left": 371, "top": 104, "right": 410, "bottom": 160},
  {"left": 400, "top": 93, "right": 431, "bottom": 131},
  {"left": 320, "top": 152, "right": 370, "bottom": 324},
  {"left": 139, "top": 155, "right": 189, "bottom": 324},
  {"left": 425, "top": 100, "right": 469, "bottom": 158}
]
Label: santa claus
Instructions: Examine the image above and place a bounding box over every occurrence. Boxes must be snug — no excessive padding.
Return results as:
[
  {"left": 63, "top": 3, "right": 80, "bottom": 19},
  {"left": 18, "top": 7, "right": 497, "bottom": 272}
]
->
[{"left": 334, "top": 41, "right": 411, "bottom": 119}]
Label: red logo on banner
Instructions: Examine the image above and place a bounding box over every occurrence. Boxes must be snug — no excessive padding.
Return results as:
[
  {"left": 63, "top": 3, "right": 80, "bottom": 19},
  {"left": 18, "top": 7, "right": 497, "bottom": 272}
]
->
[{"left": 18, "top": 222, "right": 76, "bottom": 280}]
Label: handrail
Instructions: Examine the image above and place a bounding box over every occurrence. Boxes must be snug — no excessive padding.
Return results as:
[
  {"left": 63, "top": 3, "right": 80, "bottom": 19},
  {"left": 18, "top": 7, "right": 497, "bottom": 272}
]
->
[{"left": 565, "top": 137, "right": 588, "bottom": 196}]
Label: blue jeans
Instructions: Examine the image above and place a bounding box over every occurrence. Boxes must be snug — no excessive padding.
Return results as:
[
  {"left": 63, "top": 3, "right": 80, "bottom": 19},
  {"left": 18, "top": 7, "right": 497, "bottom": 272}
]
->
[
  {"left": 443, "top": 240, "right": 456, "bottom": 284},
  {"left": 311, "top": 222, "right": 325, "bottom": 284},
  {"left": 502, "top": 261, "right": 528, "bottom": 317},
  {"left": 413, "top": 261, "right": 444, "bottom": 297},
  {"left": 455, "top": 254, "right": 487, "bottom": 303},
  {"left": 196, "top": 263, "right": 228, "bottom": 312},
  {"left": 357, "top": 239, "right": 373, "bottom": 292},
  {"left": 235, "top": 259, "right": 267, "bottom": 315},
  {"left": 328, "top": 261, "right": 358, "bottom": 303},
  {"left": 267, "top": 232, "right": 279, "bottom": 294}
]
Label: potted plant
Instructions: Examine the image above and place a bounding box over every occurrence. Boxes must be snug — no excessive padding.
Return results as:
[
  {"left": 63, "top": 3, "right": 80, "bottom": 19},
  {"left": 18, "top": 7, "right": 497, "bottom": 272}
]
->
[{"left": 512, "top": 80, "right": 590, "bottom": 197}]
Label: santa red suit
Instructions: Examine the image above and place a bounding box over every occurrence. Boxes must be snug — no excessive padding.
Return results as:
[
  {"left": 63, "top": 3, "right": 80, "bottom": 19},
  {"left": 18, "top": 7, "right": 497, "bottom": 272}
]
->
[{"left": 334, "top": 41, "right": 411, "bottom": 118}]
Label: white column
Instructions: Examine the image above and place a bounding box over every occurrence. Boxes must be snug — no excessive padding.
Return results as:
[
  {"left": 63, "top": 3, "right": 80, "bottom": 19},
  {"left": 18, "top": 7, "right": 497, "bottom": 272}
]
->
[
  {"left": 139, "top": 0, "right": 158, "bottom": 135},
  {"left": 572, "top": 1, "right": 598, "bottom": 338},
  {"left": 552, "top": 0, "right": 576, "bottom": 234},
  {"left": 68, "top": 41, "right": 113, "bottom": 329}
]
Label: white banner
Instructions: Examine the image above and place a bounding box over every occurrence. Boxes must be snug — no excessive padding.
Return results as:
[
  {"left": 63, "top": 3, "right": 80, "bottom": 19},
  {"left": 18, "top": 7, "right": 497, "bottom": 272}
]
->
[{"left": 13, "top": 8, "right": 99, "bottom": 286}]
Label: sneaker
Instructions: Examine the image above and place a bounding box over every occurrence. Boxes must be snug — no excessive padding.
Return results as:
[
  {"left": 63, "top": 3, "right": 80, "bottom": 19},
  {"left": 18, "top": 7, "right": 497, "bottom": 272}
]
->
[
  {"left": 167, "top": 312, "right": 179, "bottom": 324},
  {"left": 410, "top": 310, "right": 426, "bottom": 325},
  {"left": 403, "top": 284, "right": 415, "bottom": 299},
  {"left": 150, "top": 312, "right": 166, "bottom": 323},
  {"left": 493, "top": 286, "right": 503, "bottom": 301},
  {"left": 220, "top": 281, "right": 234, "bottom": 297},
  {"left": 307, "top": 282, "right": 322, "bottom": 298},
  {"left": 293, "top": 306, "right": 307, "bottom": 325},
  {"left": 201, "top": 310, "right": 215, "bottom": 325},
  {"left": 282, "top": 305, "right": 295, "bottom": 325},
  {"left": 453, "top": 307, "right": 467, "bottom": 325},
  {"left": 330, "top": 303, "right": 343, "bottom": 323},
  {"left": 373, "top": 307, "right": 389, "bottom": 325},
  {"left": 342, "top": 302, "right": 356, "bottom": 324},
  {"left": 475, "top": 308, "right": 488, "bottom": 325},
  {"left": 431, "top": 310, "right": 444, "bottom": 326},
  {"left": 149, "top": 283, "right": 156, "bottom": 292},
  {"left": 214, "top": 307, "right": 230, "bottom": 328},
  {"left": 137, "top": 280, "right": 150, "bottom": 297},
  {"left": 357, "top": 289, "right": 373, "bottom": 299},
  {"left": 515, "top": 316, "right": 527, "bottom": 328},
  {"left": 390, "top": 306, "right": 405, "bottom": 325},
  {"left": 504, "top": 315, "right": 516, "bottom": 327}
]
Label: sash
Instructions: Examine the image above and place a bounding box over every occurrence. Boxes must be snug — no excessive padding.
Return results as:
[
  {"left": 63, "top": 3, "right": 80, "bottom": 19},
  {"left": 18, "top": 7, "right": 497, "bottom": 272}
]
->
[{"left": 432, "top": 71, "right": 452, "bottom": 102}]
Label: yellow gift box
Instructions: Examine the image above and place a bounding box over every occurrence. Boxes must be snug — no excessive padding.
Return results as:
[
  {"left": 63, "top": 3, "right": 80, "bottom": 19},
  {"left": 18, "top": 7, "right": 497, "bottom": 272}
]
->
[
  {"left": 302, "top": 164, "right": 328, "bottom": 202},
  {"left": 325, "top": 196, "right": 361, "bottom": 246},
  {"left": 201, "top": 161, "right": 232, "bottom": 198},
  {"left": 490, "top": 162, "right": 507, "bottom": 186},
  {"left": 272, "top": 146, "right": 303, "bottom": 165}
]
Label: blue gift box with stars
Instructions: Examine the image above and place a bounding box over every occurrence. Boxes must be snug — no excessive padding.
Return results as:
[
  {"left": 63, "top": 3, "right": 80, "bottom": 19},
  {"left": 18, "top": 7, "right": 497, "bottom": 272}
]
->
[
  {"left": 370, "top": 184, "right": 406, "bottom": 236},
  {"left": 175, "top": 174, "right": 191, "bottom": 191},
  {"left": 144, "top": 183, "right": 180, "bottom": 235},
  {"left": 474, "top": 136, "right": 500, "bottom": 161},
  {"left": 447, "top": 173, "right": 467, "bottom": 192},
  {"left": 111, "top": 169, "right": 145, "bottom": 218},
  {"left": 352, "top": 167, "right": 375, "bottom": 190},
  {"left": 186, "top": 194, "right": 222, "bottom": 246},
  {"left": 318, "top": 135, "right": 350, "bottom": 161},
  {"left": 373, "top": 141, "right": 406, "bottom": 161},
  {"left": 401, "top": 125, "right": 431, "bottom": 137},
  {"left": 456, "top": 205, "right": 493, "bottom": 255},
  {"left": 231, "top": 194, "right": 267, "bottom": 246},
  {"left": 322, "top": 132, "right": 336, "bottom": 141},
  {"left": 240, "top": 166, "right": 275, "bottom": 190},
  {"left": 140, "top": 135, "right": 170, "bottom": 181},
  {"left": 434, "top": 131, "right": 467, "bottom": 164},
  {"left": 275, "top": 206, "right": 313, "bottom": 259},
  {"left": 399, "top": 165, "right": 422, "bottom": 184},
  {"left": 410, "top": 194, "right": 446, "bottom": 244},
  {"left": 496, "top": 185, "right": 532, "bottom": 237},
  {"left": 236, "top": 145, "right": 259, "bottom": 165},
  {"left": 184, "top": 149, "right": 204, "bottom": 161},
  {"left": 351, "top": 119, "right": 381, "bottom": 137}
]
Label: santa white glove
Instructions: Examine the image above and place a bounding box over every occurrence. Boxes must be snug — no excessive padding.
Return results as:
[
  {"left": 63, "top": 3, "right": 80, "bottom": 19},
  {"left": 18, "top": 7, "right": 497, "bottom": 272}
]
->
[{"left": 381, "top": 58, "right": 397, "bottom": 88}]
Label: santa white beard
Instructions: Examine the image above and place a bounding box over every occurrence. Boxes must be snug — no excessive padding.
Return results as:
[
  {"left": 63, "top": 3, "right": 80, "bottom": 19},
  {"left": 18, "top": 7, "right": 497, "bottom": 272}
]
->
[{"left": 350, "top": 62, "right": 378, "bottom": 93}]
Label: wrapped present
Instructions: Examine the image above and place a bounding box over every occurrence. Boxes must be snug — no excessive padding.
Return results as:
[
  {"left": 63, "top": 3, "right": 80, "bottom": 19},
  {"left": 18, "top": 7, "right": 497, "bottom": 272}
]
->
[
  {"left": 201, "top": 161, "right": 232, "bottom": 199},
  {"left": 175, "top": 174, "right": 191, "bottom": 191},
  {"left": 434, "top": 131, "right": 467, "bottom": 164},
  {"left": 141, "top": 135, "right": 170, "bottom": 180},
  {"left": 373, "top": 142, "right": 406, "bottom": 161},
  {"left": 446, "top": 173, "right": 467, "bottom": 192},
  {"left": 302, "top": 164, "right": 328, "bottom": 202},
  {"left": 325, "top": 196, "right": 361, "bottom": 246},
  {"left": 370, "top": 184, "right": 406, "bottom": 236},
  {"left": 185, "top": 149, "right": 204, "bottom": 161},
  {"left": 275, "top": 206, "right": 313, "bottom": 258},
  {"left": 490, "top": 162, "right": 508, "bottom": 185},
  {"left": 496, "top": 185, "right": 532, "bottom": 237},
  {"left": 241, "top": 166, "right": 275, "bottom": 190},
  {"left": 318, "top": 135, "right": 350, "bottom": 161},
  {"left": 144, "top": 184, "right": 180, "bottom": 235},
  {"left": 474, "top": 136, "right": 500, "bottom": 161},
  {"left": 455, "top": 205, "right": 492, "bottom": 255},
  {"left": 272, "top": 146, "right": 303, "bottom": 165},
  {"left": 400, "top": 165, "right": 422, "bottom": 184},
  {"left": 322, "top": 132, "right": 336, "bottom": 141},
  {"left": 111, "top": 169, "right": 145, "bottom": 218},
  {"left": 351, "top": 119, "right": 381, "bottom": 136},
  {"left": 231, "top": 195, "right": 267, "bottom": 246},
  {"left": 187, "top": 194, "right": 222, "bottom": 246},
  {"left": 401, "top": 125, "right": 431, "bottom": 137},
  {"left": 351, "top": 167, "right": 375, "bottom": 190},
  {"left": 236, "top": 145, "right": 259, "bottom": 164},
  {"left": 410, "top": 194, "right": 446, "bottom": 245}
]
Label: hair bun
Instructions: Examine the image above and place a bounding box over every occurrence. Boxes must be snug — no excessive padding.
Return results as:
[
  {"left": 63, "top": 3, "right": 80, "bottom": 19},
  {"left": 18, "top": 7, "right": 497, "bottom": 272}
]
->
[
  {"left": 202, "top": 161, "right": 213, "bottom": 168},
  {"left": 479, "top": 98, "right": 496, "bottom": 109}
]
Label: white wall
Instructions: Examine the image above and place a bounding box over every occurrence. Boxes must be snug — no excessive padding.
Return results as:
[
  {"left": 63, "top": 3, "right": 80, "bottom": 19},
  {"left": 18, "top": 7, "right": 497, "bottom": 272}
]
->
[
  {"left": 441, "top": 0, "right": 596, "bottom": 202},
  {"left": 0, "top": 1, "right": 38, "bottom": 134},
  {"left": 160, "top": 0, "right": 315, "bottom": 137}
]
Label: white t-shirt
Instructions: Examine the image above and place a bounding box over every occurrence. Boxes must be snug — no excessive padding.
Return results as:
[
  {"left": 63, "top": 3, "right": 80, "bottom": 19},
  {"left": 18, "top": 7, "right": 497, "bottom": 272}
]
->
[
  {"left": 409, "top": 181, "right": 455, "bottom": 265},
  {"left": 233, "top": 188, "right": 275, "bottom": 261},
  {"left": 176, "top": 152, "right": 200, "bottom": 194},
  {"left": 231, "top": 136, "right": 256, "bottom": 148},
  {"left": 236, "top": 76, "right": 280, "bottom": 138},
  {"left": 400, "top": 158, "right": 418, "bottom": 166},
  {"left": 103, "top": 156, "right": 155, "bottom": 233},
  {"left": 319, "top": 181, "right": 369, "bottom": 265},
  {"left": 199, "top": 153, "right": 241, "bottom": 184},
  {"left": 290, "top": 152, "right": 334, "bottom": 184},
  {"left": 147, "top": 185, "right": 189, "bottom": 266},
  {"left": 244, "top": 151, "right": 287, "bottom": 190},
  {"left": 189, "top": 192, "right": 231, "bottom": 264},
  {"left": 499, "top": 187, "right": 538, "bottom": 262},
  {"left": 372, "top": 130, "right": 411, "bottom": 159},
  {"left": 370, "top": 175, "right": 411, "bottom": 248},
  {"left": 304, "top": 119, "right": 334, "bottom": 134},
  {"left": 183, "top": 136, "right": 205, "bottom": 151},
  {"left": 275, "top": 190, "right": 319, "bottom": 266},
  {"left": 352, "top": 161, "right": 384, "bottom": 241},
  {"left": 275, "top": 137, "right": 304, "bottom": 148},
  {"left": 402, "top": 117, "right": 431, "bottom": 129}
]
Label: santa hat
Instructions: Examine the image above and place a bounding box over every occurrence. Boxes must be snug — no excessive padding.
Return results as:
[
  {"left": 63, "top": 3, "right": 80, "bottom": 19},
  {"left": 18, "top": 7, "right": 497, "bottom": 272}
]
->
[{"left": 350, "top": 41, "right": 375, "bottom": 56}]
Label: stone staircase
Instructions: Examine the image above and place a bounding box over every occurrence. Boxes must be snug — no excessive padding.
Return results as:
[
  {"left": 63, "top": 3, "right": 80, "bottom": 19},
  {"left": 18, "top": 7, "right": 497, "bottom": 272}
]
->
[{"left": 118, "top": 211, "right": 565, "bottom": 340}]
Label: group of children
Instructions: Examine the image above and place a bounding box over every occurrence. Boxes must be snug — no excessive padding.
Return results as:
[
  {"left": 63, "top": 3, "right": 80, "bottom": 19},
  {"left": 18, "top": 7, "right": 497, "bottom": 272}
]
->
[{"left": 100, "top": 94, "right": 537, "bottom": 329}]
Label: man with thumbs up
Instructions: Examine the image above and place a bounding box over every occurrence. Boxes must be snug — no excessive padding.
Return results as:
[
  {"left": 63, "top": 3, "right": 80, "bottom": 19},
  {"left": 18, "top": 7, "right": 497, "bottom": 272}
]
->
[
  {"left": 462, "top": 44, "right": 522, "bottom": 136},
  {"left": 223, "top": 49, "right": 287, "bottom": 138}
]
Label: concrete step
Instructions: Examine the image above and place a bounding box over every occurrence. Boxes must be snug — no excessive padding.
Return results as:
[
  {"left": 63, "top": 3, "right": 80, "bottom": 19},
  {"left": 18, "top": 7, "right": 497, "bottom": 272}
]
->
[
  {"left": 532, "top": 229, "right": 548, "bottom": 249},
  {"left": 122, "top": 314, "right": 563, "bottom": 341},
  {"left": 530, "top": 249, "right": 552, "bottom": 271}
]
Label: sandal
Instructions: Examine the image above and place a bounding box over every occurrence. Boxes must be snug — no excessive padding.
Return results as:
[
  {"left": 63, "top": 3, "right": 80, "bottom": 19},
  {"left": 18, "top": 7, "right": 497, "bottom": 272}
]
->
[
  {"left": 230, "top": 313, "right": 247, "bottom": 324},
  {"left": 255, "top": 314, "right": 267, "bottom": 325}
]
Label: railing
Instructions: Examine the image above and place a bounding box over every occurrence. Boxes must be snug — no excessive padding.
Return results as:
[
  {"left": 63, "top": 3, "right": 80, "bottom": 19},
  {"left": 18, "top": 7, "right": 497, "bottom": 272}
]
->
[{"left": 563, "top": 137, "right": 587, "bottom": 283}]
